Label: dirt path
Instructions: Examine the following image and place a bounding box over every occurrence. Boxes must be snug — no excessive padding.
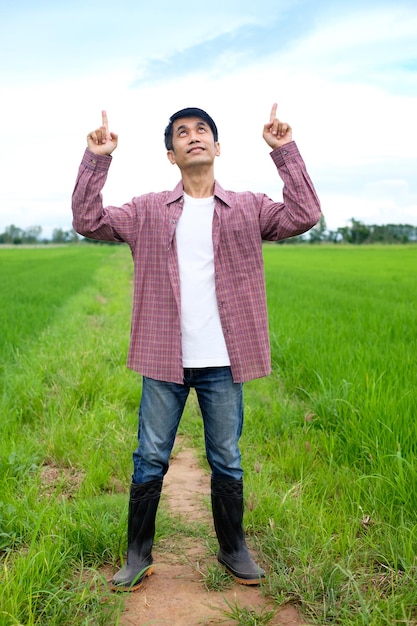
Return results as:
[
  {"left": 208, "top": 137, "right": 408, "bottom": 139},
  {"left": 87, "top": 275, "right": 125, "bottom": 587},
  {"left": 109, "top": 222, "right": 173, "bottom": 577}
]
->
[{"left": 108, "top": 441, "right": 309, "bottom": 626}]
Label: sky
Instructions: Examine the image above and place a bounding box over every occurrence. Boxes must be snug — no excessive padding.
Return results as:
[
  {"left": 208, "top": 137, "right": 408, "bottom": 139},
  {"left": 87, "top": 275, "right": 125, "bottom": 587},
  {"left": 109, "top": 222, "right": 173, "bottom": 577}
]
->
[{"left": 0, "top": 0, "right": 416, "bottom": 238}]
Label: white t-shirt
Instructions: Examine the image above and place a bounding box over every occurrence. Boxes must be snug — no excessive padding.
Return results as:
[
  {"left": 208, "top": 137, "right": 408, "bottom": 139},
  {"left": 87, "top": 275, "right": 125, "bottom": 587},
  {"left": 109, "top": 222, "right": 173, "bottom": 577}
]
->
[{"left": 175, "top": 193, "right": 230, "bottom": 368}]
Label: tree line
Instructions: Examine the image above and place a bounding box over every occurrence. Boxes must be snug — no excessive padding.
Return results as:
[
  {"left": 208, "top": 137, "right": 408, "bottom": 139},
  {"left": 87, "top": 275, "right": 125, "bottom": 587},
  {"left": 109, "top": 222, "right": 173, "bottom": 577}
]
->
[
  {"left": 1, "top": 218, "right": 417, "bottom": 245},
  {"left": 285, "top": 217, "right": 417, "bottom": 244},
  {"left": 0, "top": 225, "right": 79, "bottom": 245}
]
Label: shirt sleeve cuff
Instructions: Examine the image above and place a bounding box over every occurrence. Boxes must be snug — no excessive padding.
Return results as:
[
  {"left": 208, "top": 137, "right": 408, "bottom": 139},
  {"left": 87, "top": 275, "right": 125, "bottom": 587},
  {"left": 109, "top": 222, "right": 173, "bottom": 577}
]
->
[
  {"left": 81, "top": 148, "right": 113, "bottom": 171},
  {"left": 269, "top": 141, "right": 300, "bottom": 168}
]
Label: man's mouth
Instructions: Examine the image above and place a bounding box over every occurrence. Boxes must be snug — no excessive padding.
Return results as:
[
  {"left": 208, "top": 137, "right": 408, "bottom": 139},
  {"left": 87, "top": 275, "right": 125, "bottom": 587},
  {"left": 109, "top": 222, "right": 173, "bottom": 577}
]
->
[{"left": 187, "top": 146, "right": 205, "bottom": 153}]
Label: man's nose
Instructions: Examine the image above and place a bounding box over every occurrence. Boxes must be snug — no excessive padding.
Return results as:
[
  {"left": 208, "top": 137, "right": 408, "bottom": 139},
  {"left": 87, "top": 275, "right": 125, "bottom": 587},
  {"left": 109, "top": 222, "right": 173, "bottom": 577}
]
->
[{"left": 188, "top": 131, "right": 201, "bottom": 143}]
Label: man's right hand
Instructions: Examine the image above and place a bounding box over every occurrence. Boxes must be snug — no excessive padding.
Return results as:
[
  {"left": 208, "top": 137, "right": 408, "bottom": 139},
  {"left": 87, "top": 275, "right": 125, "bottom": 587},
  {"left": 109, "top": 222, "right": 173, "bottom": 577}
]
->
[{"left": 87, "top": 110, "right": 118, "bottom": 155}]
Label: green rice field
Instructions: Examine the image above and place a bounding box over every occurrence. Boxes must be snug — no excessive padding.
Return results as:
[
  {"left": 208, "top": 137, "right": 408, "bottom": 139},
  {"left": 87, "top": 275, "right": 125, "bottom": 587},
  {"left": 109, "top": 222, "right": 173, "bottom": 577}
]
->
[{"left": 1, "top": 243, "right": 416, "bottom": 625}]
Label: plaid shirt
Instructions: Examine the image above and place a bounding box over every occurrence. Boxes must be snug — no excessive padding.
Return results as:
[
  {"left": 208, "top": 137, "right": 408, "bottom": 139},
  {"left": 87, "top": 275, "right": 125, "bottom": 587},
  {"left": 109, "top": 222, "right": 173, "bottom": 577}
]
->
[{"left": 72, "top": 141, "right": 321, "bottom": 383}]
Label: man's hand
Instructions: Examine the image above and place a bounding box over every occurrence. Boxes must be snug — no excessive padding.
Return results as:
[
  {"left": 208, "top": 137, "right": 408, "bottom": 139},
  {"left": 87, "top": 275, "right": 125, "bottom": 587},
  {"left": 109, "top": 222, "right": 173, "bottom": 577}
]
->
[
  {"left": 87, "top": 110, "right": 118, "bottom": 156},
  {"left": 262, "top": 103, "right": 293, "bottom": 150}
]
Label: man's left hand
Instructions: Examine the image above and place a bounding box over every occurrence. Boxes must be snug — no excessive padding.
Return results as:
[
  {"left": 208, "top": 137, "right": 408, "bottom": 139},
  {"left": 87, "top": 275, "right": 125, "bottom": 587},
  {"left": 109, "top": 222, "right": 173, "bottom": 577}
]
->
[{"left": 263, "top": 103, "right": 293, "bottom": 150}]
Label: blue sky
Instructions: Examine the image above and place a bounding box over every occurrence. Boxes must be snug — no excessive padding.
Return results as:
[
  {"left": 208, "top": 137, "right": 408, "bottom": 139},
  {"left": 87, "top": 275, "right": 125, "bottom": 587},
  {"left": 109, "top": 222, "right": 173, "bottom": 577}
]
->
[{"left": 1, "top": 0, "right": 416, "bottom": 237}]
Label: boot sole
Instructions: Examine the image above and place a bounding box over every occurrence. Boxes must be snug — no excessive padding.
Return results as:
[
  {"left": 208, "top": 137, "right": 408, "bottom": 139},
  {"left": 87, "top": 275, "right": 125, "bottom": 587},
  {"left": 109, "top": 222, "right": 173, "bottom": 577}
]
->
[
  {"left": 111, "top": 566, "right": 154, "bottom": 592},
  {"left": 221, "top": 564, "right": 265, "bottom": 586}
]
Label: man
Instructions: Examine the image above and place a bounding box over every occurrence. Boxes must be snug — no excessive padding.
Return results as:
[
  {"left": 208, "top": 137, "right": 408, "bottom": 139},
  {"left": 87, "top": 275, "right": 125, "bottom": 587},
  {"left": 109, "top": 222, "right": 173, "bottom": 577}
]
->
[{"left": 72, "top": 104, "right": 321, "bottom": 591}]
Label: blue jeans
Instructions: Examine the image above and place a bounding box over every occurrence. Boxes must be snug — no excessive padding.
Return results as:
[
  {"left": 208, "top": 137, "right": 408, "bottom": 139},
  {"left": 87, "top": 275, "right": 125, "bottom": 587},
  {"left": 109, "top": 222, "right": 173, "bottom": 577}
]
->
[{"left": 132, "top": 367, "right": 244, "bottom": 484}]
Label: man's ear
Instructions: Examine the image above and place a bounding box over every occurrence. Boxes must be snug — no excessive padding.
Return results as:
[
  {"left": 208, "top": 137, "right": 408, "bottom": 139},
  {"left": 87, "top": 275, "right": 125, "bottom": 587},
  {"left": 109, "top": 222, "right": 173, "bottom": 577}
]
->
[
  {"left": 215, "top": 142, "right": 221, "bottom": 157},
  {"left": 167, "top": 150, "right": 176, "bottom": 165}
]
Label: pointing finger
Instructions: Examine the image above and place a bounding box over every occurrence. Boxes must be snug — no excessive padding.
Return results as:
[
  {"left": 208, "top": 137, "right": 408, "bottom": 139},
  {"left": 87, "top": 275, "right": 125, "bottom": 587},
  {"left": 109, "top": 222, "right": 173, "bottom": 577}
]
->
[
  {"left": 102, "top": 110, "right": 109, "bottom": 132},
  {"left": 269, "top": 102, "right": 278, "bottom": 123}
]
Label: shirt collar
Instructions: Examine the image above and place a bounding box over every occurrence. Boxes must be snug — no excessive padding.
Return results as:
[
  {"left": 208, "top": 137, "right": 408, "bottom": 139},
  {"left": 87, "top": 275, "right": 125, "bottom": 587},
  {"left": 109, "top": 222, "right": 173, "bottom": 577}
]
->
[{"left": 166, "top": 180, "right": 232, "bottom": 208}]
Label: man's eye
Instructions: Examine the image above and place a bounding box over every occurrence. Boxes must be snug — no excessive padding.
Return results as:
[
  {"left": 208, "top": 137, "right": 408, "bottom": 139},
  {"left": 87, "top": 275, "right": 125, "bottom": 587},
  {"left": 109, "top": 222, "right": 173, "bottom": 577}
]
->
[{"left": 198, "top": 126, "right": 206, "bottom": 133}]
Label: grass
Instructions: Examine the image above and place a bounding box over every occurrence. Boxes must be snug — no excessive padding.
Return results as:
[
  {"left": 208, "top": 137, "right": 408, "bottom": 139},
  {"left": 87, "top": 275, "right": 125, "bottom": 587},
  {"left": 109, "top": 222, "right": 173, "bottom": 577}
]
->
[
  {"left": 0, "top": 246, "right": 118, "bottom": 368},
  {"left": 197, "top": 562, "right": 234, "bottom": 592},
  {"left": 241, "top": 245, "right": 417, "bottom": 625},
  {"left": 1, "top": 243, "right": 417, "bottom": 624},
  {"left": 221, "top": 597, "right": 277, "bottom": 625}
]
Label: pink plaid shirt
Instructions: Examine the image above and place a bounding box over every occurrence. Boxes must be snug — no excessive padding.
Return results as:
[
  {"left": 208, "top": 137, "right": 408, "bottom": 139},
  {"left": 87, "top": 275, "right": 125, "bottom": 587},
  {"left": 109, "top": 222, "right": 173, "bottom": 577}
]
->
[{"left": 72, "top": 141, "right": 320, "bottom": 383}]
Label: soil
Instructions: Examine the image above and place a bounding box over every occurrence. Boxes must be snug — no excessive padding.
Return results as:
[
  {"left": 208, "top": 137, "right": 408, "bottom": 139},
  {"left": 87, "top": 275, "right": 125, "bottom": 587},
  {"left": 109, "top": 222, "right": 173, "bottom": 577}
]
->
[{"left": 105, "top": 441, "right": 309, "bottom": 626}]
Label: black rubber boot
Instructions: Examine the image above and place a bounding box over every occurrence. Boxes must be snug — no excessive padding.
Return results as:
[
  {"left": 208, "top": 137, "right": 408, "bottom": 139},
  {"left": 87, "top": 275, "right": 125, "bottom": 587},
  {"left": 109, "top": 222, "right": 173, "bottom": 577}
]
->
[
  {"left": 112, "top": 478, "right": 162, "bottom": 591},
  {"left": 211, "top": 477, "right": 265, "bottom": 585}
]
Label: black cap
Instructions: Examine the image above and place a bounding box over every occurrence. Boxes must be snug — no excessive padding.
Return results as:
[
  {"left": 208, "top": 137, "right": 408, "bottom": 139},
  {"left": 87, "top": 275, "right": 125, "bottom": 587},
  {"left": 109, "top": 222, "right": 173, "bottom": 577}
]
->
[{"left": 164, "top": 107, "right": 218, "bottom": 149}]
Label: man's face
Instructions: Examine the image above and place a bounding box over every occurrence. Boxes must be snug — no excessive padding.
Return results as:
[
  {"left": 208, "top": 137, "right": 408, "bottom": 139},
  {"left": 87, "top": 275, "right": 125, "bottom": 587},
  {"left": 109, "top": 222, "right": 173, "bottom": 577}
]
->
[{"left": 167, "top": 117, "right": 220, "bottom": 170}]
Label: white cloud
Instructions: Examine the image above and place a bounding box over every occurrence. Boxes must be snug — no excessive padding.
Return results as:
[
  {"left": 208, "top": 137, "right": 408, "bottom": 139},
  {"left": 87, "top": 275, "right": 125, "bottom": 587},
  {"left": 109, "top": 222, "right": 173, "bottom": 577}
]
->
[{"left": 283, "top": 5, "right": 417, "bottom": 73}]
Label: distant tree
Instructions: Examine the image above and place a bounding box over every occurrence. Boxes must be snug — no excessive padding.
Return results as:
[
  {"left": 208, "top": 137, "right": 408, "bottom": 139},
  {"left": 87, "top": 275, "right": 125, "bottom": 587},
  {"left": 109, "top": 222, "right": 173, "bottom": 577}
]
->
[
  {"left": 0, "top": 224, "right": 43, "bottom": 244},
  {"left": 309, "top": 215, "right": 327, "bottom": 243},
  {"left": 24, "top": 225, "right": 42, "bottom": 243},
  {"left": 338, "top": 218, "right": 371, "bottom": 244},
  {"left": 2, "top": 224, "right": 24, "bottom": 244},
  {"left": 355, "top": 223, "right": 417, "bottom": 244},
  {"left": 384, "top": 223, "right": 417, "bottom": 243},
  {"left": 51, "top": 228, "right": 79, "bottom": 243},
  {"left": 326, "top": 230, "right": 342, "bottom": 243}
]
